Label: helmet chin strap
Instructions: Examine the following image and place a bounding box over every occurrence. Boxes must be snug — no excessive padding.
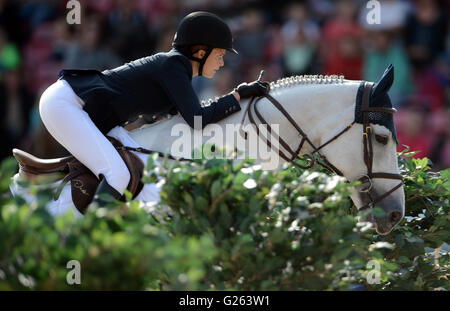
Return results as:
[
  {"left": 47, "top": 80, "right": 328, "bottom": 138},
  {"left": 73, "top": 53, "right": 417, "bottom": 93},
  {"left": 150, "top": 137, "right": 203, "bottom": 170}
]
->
[{"left": 188, "top": 47, "right": 213, "bottom": 76}]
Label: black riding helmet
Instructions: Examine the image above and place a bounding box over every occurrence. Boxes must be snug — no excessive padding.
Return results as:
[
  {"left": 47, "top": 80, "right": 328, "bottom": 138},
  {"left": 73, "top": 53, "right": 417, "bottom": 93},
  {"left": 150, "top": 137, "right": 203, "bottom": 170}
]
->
[{"left": 173, "top": 11, "right": 238, "bottom": 76}]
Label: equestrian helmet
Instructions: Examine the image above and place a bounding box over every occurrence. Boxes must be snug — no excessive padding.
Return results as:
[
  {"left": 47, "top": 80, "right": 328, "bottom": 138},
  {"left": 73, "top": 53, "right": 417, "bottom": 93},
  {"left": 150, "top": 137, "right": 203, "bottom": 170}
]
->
[{"left": 173, "top": 11, "right": 238, "bottom": 54}]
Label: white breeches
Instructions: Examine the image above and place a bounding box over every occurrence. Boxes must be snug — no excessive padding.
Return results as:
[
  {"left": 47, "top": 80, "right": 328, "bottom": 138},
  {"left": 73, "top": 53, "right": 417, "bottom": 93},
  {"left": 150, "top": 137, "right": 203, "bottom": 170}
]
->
[{"left": 39, "top": 79, "right": 130, "bottom": 194}]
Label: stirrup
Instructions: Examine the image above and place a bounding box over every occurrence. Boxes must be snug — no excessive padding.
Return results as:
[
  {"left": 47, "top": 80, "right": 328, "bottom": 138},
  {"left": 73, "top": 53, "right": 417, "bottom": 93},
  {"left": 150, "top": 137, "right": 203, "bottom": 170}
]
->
[{"left": 88, "top": 174, "right": 122, "bottom": 209}]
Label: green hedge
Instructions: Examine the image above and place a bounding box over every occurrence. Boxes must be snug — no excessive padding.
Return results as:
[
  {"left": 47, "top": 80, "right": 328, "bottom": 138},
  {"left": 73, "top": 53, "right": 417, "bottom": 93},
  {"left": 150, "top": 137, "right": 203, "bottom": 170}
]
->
[{"left": 0, "top": 149, "right": 448, "bottom": 290}]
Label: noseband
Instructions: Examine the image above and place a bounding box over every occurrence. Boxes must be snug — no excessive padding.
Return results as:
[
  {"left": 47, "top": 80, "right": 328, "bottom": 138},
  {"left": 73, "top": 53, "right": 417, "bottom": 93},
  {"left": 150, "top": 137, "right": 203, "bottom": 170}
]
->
[{"left": 241, "top": 81, "right": 403, "bottom": 211}]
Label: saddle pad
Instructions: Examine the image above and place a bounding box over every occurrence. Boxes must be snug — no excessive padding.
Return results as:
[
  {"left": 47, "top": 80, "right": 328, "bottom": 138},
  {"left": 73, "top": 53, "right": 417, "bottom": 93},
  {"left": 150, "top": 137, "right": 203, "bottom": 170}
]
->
[{"left": 70, "top": 136, "right": 145, "bottom": 214}]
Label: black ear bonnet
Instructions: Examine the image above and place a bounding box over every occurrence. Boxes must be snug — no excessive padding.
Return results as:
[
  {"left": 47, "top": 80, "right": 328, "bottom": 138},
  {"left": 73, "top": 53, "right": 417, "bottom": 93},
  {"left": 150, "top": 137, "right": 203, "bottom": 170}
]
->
[{"left": 354, "top": 64, "right": 398, "bottom": 144}]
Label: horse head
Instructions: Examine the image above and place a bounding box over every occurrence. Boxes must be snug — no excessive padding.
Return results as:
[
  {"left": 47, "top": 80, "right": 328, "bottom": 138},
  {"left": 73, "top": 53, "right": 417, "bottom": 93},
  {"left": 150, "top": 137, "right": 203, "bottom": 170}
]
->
[{"left": 319, "top": 65, "right": 404, "bottom": 235}]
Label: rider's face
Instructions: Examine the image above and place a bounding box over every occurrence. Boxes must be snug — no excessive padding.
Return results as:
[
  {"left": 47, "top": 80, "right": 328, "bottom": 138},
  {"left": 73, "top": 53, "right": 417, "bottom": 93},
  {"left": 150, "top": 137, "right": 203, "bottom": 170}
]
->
[{"left": 201, "top": 48, "right": 226, "bottom": 78}]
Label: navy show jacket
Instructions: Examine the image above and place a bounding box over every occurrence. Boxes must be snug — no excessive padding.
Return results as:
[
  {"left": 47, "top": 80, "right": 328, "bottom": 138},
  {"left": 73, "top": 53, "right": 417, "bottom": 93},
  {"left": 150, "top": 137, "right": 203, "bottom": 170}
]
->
[{"left": 59, "top": 48, "right": 241, "bottom": 134}]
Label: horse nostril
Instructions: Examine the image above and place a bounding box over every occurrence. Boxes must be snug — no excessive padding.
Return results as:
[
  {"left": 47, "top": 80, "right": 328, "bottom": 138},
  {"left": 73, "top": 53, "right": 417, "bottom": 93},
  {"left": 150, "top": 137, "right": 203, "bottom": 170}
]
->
[{"left": 389, "top": 211, "right": 401, "bottom": 224}]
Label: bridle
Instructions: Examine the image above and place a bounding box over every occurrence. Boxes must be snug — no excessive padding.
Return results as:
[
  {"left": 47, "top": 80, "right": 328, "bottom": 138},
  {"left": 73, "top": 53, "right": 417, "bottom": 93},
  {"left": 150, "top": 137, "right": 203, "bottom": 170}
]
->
[{"left": 241, "top": 81, "right": 403, "bottom": 211}]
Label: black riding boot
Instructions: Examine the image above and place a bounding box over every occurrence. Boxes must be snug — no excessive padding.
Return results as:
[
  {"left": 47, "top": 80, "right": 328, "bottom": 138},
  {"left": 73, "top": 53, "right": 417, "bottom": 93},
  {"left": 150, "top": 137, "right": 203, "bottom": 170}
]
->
[{"left": 89, "top": 174, "right": 122, "bottom": 208}]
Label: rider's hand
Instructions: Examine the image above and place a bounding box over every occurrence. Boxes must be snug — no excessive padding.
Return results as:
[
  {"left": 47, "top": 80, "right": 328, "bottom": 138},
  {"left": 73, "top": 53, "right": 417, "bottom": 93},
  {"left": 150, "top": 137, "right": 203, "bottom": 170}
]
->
[{"left": 234, "top": 80, "right": 269, "bottom": 99}]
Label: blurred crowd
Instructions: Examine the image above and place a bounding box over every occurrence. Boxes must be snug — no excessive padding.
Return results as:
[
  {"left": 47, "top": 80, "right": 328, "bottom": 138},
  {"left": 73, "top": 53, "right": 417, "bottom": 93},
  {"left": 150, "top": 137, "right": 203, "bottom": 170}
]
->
[{"left": 0, "top": 0, "right": 449, "bottom": 170}]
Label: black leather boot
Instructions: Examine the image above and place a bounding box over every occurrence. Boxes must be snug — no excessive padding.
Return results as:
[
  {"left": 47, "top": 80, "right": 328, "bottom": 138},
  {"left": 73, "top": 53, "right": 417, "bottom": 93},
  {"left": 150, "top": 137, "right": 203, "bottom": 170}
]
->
[{"left": 89, "top": 174, "right": 122, "bottom": 208}]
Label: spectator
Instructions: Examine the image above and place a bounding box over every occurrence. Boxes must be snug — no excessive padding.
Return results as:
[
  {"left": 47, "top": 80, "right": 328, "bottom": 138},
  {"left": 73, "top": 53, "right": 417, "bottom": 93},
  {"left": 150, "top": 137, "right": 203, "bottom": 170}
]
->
[
  {"left": 154, "top": 25, "right": 177, "bottom": 53},
  {"left": 106, "top": 0, "right": 156, "bottom": 62},
  {"left": 0, "top": 0, "right": 25, "bottom": 46},
  {"left": 363, "top": 30, "right": 414, "bottom": 107},
  {"left": 321, "top": 0, "right": 363, "bottom": 79},
  {"left": 281, "top": 2, "right": 320, "bottom": 44},
  {"left": 233, "top": 8, "right": 269, "bottom": 80},
  {"left": 0, "top": 28, "right": 21, "bottom": 77},
  {"left": 404, "top": 0, "right": 448, "bottom": 69},
  {"left": 413, "top": 66, "right": 446, "bottom": 113},
  {"left": 0, "top": 68, "right": 34, "bottom": 159},
  {"left": 18, "top": 0, "right": 57, "bottom": 28},
  {"left": 430, "top": 108, "right": 450, "bottom": 170},
  {"left": 281, "top": 2, "right": 319, "bottom": 75},
  {"left": 396, "top": 105, "right": 433, "bottom": 158},
  {"left": 307, "top": 0, "right": 335, "bottom": 26},
  {"left": 433, "top": 52, "right": 450, "bottom": 108},
  {"left": 65, "top": 13, "right": 123, "bottom": 70},
  {"left": 85, "top": 0, "right": 115, "bottom": 17},
  {"left": 49, "top": 17, "right": 76, "bottom": 63}
]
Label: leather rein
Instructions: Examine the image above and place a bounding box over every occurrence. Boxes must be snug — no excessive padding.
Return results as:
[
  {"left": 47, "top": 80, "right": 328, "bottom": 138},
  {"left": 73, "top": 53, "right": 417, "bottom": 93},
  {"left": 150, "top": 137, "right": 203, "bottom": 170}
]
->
[{"left": 241, "top": 81, "right": 403, "bottom": 211}]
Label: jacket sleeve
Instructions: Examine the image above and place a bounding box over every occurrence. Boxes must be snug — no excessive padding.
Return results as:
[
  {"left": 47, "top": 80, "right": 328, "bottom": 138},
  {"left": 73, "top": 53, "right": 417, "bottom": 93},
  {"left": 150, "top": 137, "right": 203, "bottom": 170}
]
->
[{"left": 159, "top": 56, "right": 241, "bottom": 129}]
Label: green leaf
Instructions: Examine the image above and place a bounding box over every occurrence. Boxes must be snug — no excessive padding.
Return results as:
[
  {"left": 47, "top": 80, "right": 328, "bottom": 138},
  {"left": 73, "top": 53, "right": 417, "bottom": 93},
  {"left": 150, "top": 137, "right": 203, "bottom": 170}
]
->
[
  {"left": 405, "top": 236, "right": 424, "bottom": 245},
  {"left": 413, "top": 158, "right": 430, "bottom": 170},
  {"left": 211, "top": 180, "right": 221, "bottom": 199},
  {"left": 397, "top": 256, "right": 410, "bottom": 264},
  {"left": 402, "top": 150, "right": 420, "bottom": 158},
  {"left": 440, "top": 168, "right": 450, "bottom": 180},
  {"left": 395, "top": 234, "right": 405, "bottom": 248},
  {"left": 195, "top": 196, "right": 208, "bottom": 213},
  {"left": 182, "top": 192, "right": 194, "bottom": 210},
  {"left": 121, "top": 189, "right": 132, "bottom": 201},
  {"left": 442, "top": 180, "right": 450, "bottom": 193},
  {"left": 146, "top": 152, "right": 159, "bottom": 170},
  {"left": 232, "top": 172, "right": 248, "bottom": 189}
]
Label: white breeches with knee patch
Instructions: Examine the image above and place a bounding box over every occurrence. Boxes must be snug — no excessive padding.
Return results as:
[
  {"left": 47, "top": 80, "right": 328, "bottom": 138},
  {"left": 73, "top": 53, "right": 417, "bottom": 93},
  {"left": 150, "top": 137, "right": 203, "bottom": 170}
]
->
[{"left": 39, "top": 78, "right": 130, "bottom": 194}]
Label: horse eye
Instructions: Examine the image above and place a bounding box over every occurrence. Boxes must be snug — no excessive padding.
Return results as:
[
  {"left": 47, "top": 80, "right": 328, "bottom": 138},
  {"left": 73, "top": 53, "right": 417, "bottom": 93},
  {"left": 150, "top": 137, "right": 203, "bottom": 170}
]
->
[{"left": 375, "top": 134, "right": 388, "bottom": 145}]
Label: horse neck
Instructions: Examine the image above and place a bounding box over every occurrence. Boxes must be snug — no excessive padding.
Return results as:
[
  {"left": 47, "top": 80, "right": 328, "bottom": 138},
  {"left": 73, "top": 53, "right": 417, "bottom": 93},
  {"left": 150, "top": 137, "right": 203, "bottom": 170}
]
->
[
  {"left": 257, "top": 82, "right": 361, "bottom": 155},
  {"left": 129, "top": 114, "right": 189, "bottom": 153},
  {"left": 128, "top": 81, "right": 361, "bottom": 162}
]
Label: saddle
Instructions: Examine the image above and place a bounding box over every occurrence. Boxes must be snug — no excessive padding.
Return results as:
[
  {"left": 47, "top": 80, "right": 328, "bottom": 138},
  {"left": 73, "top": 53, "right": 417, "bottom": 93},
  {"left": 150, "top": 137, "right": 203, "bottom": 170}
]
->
[{"left": 12, "top": 137, "right": 145, "bottom": 215}]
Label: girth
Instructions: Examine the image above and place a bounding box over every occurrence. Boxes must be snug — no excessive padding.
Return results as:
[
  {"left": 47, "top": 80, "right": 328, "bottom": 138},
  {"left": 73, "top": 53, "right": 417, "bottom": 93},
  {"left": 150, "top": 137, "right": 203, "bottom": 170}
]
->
[{"left": 241, "top": 81, "right": 403, "bottom": 211}]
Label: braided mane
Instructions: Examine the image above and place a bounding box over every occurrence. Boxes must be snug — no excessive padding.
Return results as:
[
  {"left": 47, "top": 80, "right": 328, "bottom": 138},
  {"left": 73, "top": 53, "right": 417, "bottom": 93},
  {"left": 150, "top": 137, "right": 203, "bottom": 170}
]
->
[
  {"left": 269, "top": 74, "right": 345, "bottom": 90},
  {"left": 200, "top": 74, "right": 346, "bottom": 106}
]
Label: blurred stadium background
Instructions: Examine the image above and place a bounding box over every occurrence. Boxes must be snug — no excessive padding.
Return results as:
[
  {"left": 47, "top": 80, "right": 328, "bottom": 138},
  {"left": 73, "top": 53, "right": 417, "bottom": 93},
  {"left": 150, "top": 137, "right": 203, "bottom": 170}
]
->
[{"left": 0, "top": 0, "right": 448, "bottom": 170}]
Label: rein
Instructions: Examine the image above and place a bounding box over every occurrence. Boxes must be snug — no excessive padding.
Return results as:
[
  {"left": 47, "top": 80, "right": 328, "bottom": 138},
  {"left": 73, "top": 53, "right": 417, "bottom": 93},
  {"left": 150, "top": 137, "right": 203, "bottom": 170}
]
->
[
  {"left": 115, "top": 146, "right": 194, "bottom": 162},
  {"left": 241, "top": 81, "right": 403, "bottom": 211}
]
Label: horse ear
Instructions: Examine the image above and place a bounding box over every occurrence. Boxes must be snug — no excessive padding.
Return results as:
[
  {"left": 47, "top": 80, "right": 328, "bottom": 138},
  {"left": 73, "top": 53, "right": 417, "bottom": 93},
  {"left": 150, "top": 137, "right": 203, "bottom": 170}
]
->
[{"left": 371, "top": 64, "right": 394, "bottom": 98}]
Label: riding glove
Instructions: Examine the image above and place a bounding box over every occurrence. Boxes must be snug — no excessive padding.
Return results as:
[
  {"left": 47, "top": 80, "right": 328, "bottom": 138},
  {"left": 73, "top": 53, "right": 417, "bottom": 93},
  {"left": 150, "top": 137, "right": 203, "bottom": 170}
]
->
[{"left": 234, "top": 80, "right": 270, "bottom": 99}]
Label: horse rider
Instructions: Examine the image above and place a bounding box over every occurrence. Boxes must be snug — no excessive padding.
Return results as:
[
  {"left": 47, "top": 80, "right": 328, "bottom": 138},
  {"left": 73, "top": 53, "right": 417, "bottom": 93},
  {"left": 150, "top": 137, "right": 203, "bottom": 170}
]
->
[{"left": 38, "top": 11, "right": 269, "bottom": 207}]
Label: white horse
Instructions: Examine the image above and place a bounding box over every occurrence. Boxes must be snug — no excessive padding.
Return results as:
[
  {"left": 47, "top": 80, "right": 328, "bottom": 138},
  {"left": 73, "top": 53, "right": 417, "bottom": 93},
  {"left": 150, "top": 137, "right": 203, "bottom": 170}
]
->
[{"left": 11, "top": 65, "right": 404, "bottom": 235}]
